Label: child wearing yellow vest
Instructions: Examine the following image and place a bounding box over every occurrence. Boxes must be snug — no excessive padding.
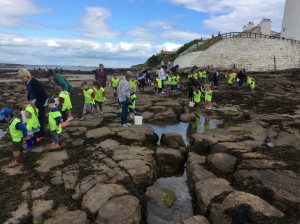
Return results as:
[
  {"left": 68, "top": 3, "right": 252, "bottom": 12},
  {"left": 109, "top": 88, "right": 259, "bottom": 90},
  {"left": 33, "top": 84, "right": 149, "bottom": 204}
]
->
[
  {"left": 93, "top": 81, "right": 106, "bottom": 114},
  {"left": 205, "top": 84, "right": 212, "bottom": 110},
  {"left": 247, "top": 76, "right": 252, "bottom": 88},
  {"left": 155, "top": 76, "right": 162, "bottom": 93},
  {"left": 55, "top": 86, "right": 73, "bottom": 127},
  {"left": 193, "top": 86, "right": 201, "bottom": 107},
  {"left": 129, "top": 87, "right": 137, "bottom": 113},
  {"left": 250, "top": 79, "right": 256, "bottom": 91},
  {"left": 45, "top": 98, "right": 62, "bottom": 149},
  {"left": 0, "top": 108, "right": 28, "bottom": 168},
  {"left": 18, "top": 98, "right": 40, "bottom": 150},
  {"left": 130, "top": 77, "right": 139, "bottom": 91},
  {"left": 110, "top": 73, "right": 119, "bottom": 97},
  {"left": 80, "top": 81, "right": 95, "bottom": 121}
]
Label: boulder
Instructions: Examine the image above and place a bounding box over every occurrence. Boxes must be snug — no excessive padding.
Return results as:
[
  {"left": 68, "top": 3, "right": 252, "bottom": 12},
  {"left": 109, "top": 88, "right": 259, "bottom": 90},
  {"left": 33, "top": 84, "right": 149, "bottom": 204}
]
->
[
  {"left": 85, "top": 127, "right": 112, "bottom": 139},
  {"left": 195, "top": 178, "right": 233, "bottom": 213},
  {"left": 4, "top": 201, "right": 29, "bottom": 224},
  {"left": 82, "top": 184, "right": 128, "bottom": 214},
  {"left": 146, "top": 186, "right": 176, "bottom": 208},
  {"left": 210, "top": 191, "right": 284, "bottom": 224},
  {"left": 31, "top": 186, "right": 50, "bottom": 199},
  {"left": 182, "top": 215, "right": 210, "bottom": 224},
  {"left": 154, "top": 107, "right": 177, "bottom": 121},
  {"left": 180, "top": 113, "right": 197, "bottom": 122},
  {"left": 234, "top": 169, "right": 300, "bottom": 215},
  {"left": 63, "top": 170, "right": 79, "bottom": 190},
  {"left": 149, "top": 105, "right": 168, "bottom": 113},
  {"left": 211, "top": 140, "right": 264, "bottom": 154},
  {"left": 32, "top": 200, "right": 53, "bottom": 224},
  {"left": 44, "top": 210, "right": 88, "bottom": 224},
  {"left": 207, "top": 153, "right": 237, "bottom": 174},
  {"left": 156, "top": 148, "right": 184, "bottom": 174},
  {"left": 96, "top": 195, "right": 141, "bottom": 224},
  {"left": 161, "top": 133, "right": 186, "bottom": 148},
  {"left": 35, "top": 150, "right": 68, "bottom": 172}
]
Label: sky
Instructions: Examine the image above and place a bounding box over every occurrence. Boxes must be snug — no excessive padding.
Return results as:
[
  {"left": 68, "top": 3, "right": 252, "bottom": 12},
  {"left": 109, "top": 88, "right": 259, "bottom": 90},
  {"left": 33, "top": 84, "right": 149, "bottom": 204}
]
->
[{"left": 0, "top": 0, "right": 286, "bottom": 68}]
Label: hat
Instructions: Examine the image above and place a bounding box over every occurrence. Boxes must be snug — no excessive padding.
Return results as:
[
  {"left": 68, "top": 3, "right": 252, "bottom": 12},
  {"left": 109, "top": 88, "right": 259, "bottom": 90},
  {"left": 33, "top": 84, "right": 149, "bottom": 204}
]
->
[
  {"left": 0, "top": 108, "right": 13, "bottom": 121},
  {"left": 44, "top": 97, "right": 56, "bottom": 106}
]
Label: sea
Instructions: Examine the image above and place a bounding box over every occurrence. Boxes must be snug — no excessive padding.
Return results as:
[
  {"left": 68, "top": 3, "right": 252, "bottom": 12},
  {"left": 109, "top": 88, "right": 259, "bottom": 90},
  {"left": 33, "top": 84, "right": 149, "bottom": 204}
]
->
[{"left": 0, "top": 64, "right": 99, "bottom": 72}]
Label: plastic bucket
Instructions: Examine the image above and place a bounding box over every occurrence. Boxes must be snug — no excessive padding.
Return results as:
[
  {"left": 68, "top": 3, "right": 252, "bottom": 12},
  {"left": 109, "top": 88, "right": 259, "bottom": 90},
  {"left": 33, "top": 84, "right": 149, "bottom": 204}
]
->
[
  {"left": 189, "top": 102, "right": 195, "bottom": 107},
  {"left": 134, "top": 116, "right": 143, "bottom": 125}
]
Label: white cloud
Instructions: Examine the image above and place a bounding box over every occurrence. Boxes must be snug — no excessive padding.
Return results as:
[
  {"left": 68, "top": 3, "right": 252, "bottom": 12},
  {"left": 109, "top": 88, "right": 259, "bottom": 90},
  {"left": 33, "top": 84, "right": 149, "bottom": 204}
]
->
[
  {"left": 0, "top": 33, "right": 177, "bottom": 67},
  {"left": 130, "top": 20, "right": 206, "bottom": 41},
  {"left": 169, "top": 0, "right": 285, "bottom": 32},
  {"left": 0, "top": 0, "right": 49, "bottom": 27},
  {"left": 156, "top": 42, "right": 182, "bottom": 52},
  {"left": 78, "top": 7, "right": 120, "bottom": 39}
]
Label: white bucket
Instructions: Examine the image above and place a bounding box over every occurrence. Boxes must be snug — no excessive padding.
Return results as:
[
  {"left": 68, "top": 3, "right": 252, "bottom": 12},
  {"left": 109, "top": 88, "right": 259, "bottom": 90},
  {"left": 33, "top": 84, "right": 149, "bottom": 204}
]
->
[
  {"left": 134, "top": 116, "right": 143, "bottom": 125},
  {"left": 189, "top": 102, "right": 195, "bottom": 107}
]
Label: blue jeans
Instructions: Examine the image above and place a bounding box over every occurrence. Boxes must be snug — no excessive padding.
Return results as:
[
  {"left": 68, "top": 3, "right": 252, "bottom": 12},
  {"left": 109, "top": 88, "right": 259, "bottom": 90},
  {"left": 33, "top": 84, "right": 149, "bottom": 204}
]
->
[
  {"left": 238, "top": 79, "right": 243, "bottom": 89},
  {"left": 120, "top": 102, "right": 129, "bottom": 125}
]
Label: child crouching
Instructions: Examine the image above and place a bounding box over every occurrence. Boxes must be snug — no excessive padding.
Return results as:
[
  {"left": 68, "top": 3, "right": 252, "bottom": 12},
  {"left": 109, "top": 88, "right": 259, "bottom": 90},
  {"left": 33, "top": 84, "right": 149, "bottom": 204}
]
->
[
  {"left": 0, "top": 108, "right": 28, "bottom": 168},
  {"left": 55, "top": 86, "right": 73, "bottom": 127},
  {"left": 45, "top": 98, "right": 62, "bottom": 149}
]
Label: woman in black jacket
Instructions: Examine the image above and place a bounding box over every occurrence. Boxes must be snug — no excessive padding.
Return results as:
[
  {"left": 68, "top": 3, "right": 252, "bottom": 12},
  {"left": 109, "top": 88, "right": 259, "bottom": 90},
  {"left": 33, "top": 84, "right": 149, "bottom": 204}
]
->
[{"left": 18, "top": 69, "right": 48, "bottom": 138}]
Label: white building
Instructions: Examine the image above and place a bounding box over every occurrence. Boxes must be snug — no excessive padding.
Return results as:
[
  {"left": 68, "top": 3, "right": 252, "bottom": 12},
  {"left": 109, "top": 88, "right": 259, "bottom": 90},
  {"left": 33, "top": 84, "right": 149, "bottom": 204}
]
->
[
  {"left": 281, "top": 0, "right": 300, "bottom": 41},
  {"left": 243, "top": 19, "right": 279, "bottom": 36}
]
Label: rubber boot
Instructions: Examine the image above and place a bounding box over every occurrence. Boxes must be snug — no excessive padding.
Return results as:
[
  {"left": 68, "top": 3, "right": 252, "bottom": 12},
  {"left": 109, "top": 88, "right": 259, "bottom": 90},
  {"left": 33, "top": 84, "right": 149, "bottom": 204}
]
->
[
  {"left": 24, "top": 139, "right": 33, "bottom": 151},
  {"left": 31, "top": 136, "right": 38, "bottom": 146}
]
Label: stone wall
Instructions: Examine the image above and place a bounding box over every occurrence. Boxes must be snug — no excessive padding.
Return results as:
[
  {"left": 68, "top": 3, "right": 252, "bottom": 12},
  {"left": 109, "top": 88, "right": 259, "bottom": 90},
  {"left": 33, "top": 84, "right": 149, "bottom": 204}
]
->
[{"left": 174, "top": 38, "right": 300, "bottom": 71}]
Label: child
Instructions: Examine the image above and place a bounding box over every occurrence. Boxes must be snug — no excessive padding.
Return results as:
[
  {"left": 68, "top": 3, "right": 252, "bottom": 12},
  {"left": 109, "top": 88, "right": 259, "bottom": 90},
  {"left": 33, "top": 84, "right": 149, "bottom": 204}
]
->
[
  {"left": 45, "top": 98, "right": 62, "bottom": 149},
  {"left": 155, "top": 76, "right": 162, "bottom": 93},
  {"left": 130, "top": 76, "right": 139, "bottom": 91},
  {"left": 55, "top": 86, "right": 73, "bottom": 127},
  {"left": 80, "top": 81, "right": 95, "bottom": 121},
  {"left": 110, "top": 73, "right": 119, "bottom": 97},
  {"left": 205, "top": 84, "right": 213, "bottom": 110},
  {"left": 93, "top": 81, "right": 106, "bottom": 114},
  {"left": 0, "top": 108, "right": 28, "bottom": 168},
  {"left": 193, "top": 86, "right": 201, "bottom": 107},
  {"left": 166, "top": 72, "right": 173, "bottom": 93},
  {"left": 18, "top": 98, "right": 40, "bottom": 150},
  {"left": 128, "top": 87, "right": 137, "bottom": 113},
  {"left": 228, "top": 72, "right": 234, "bottom": 87},
  {"left": 247, "top": 75, "right": 252, "bottom": 88},
  {"left": 250, "top": 79, "right": 256, "bottom": 92}
]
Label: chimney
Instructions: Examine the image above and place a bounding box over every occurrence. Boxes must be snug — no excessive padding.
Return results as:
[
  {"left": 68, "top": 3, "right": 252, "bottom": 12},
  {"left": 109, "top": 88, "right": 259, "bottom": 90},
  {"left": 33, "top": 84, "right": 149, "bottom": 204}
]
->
[{"left": 260, "top": 19, "right": 271, "bottom": 35}]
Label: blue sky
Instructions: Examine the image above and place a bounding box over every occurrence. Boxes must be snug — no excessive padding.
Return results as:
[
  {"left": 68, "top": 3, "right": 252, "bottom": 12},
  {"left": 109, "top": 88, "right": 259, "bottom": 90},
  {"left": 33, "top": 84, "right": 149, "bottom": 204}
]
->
[{"left": 0, "top": 0, "right": 286, "bottom": 67}]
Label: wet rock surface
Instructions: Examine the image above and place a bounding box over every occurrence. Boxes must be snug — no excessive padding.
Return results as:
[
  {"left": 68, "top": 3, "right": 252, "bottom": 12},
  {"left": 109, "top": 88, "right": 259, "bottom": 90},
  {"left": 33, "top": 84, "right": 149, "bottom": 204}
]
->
[{"left": 1, "top": 72, "right": 300, "bottom": 223}]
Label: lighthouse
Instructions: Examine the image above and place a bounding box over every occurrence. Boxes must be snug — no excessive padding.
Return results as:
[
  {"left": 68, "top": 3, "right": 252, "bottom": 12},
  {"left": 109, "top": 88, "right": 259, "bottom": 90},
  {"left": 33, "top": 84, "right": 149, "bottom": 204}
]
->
[{"left": 281, "top": 0, "right": 300, "bottom": 40}]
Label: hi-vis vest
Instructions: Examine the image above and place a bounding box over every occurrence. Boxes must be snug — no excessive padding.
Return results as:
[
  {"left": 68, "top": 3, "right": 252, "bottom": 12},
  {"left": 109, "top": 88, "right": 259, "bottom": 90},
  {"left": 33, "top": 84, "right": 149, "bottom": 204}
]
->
[
  {"left": 156, "top": 78, "right": 162, "bottom": 88},
  {"left": 193, "top": 73, "right": 198, "bottom": 79},
  {"left": 130, "top": 79, "right": 138, "bottom": 89},
  {"left": 9, "top": 118, "right": 23, "bottom": 142},
  {"left": 49, "top": 110, "right": 62, "bottom": 134},
  {"left": 25, "top": 105, "right": 40, "bottom": 131},
  {"left": 83, "top": 89, "right": 94, "bottom": 104},
  {"left": 171, "top": 76, "right": 177, "bottom": 85},
  {"left": 59, "top": 91, "right": 72, "bottom": 111},
  {"left": 175, "top": 75, "right": 180, "bottom": 83},
  {"left": 205, "top": 90, "right": 212, "bottom": 102},
  {"left": 129, "top": 93, "right": 136, "bottom": 109},
  {"left": 251, "top": 80, "right": 256, "bottom": 89},
  {"left": 111, "top": 78, "right": 119, "bottom": 88},
  {"left": 94, "top": 87, "right": 106, "bottom": 103},
  {"left": 199, "top": 71, "right": 207, "bottom": 78},
  {"left": 188, "top": 74, "right": 193, "bottom": 79},
  {"left": 193, "top": 90, "right": 201, "bottom": 103},
  {"left": 167, "top": 76, "right": 173, "bottom": 85},
  {"left": 228, "top": 73, "right": 234, "bottom": 84},
  {"left": 247, "top": 76, "right": 252, "bottom": 84}
]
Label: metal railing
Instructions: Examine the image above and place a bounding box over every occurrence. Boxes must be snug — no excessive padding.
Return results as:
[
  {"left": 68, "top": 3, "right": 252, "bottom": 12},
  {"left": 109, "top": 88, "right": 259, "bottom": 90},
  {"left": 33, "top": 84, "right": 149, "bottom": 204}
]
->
[{"left": 216, "top": 32, "right": 300, "bottom": 44}]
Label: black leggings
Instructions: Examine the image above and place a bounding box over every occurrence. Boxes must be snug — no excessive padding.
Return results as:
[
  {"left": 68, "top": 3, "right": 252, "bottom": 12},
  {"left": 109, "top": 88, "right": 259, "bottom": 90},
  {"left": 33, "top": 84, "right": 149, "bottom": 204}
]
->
[{"left": 36, "top": 105, "right": 45, "bottom": 138}]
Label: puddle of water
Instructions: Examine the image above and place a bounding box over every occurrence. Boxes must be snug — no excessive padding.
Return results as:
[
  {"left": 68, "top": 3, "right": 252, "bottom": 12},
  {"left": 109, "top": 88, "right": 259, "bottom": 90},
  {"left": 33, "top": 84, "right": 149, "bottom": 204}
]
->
[
  {"left": 147, "top": 171, "right": 193, "bottom": 224},
  {"left": 148, "top": 115, "right": 219, "bottom": 146}
]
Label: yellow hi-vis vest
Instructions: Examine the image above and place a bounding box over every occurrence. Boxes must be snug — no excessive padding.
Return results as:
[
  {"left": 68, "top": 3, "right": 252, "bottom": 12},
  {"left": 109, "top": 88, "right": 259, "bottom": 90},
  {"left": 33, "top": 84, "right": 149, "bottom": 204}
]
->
[
  {"left": 130, "top": 79, "right": 138, "bottom": 89},
  {"left": 205, "top": 90, "right": 212, "bottom": 102},
  {"left": 193, "top": 73, "right": 198, "bottom": 79},
  {"left": 156, "top": 78, "right": 162, "bottom": 88},
  {"left": 59, "top": 91, "right": 72, "bottom": 111},
  {"left": 175, "top": 75, "right": 180, "bottom": 83},
  {"left": 228, "top": 73, "right": 234, "bottom": 84},
  {"left": 188, "top": 74, "right": 193, "bottom": 79},
  {"left": 25, "top": 105, "right": 40, "bottom": 131},
  {"left": 111, "top": 78, "right": 119, "bottom": 88},
  {"left": 129, "top": 93, "right": 136, "bottom": 109},
  {"left": 49, "top": 110, "right": 62, "bottom": 134},
  {"left": 83, "top": 89, "right": 94, "bottom": 104},
  {"left": 251, "top": 80, "right": 256, "bottom": 90},
  {"left": 9, "top": 118, "right": 23, "bottom": 142},
  {"left": 94, "top": 87, "right": 106, "bottom": 103},
  {"left": 193, "top": 90, "right": 201, "bottom": 103},
  {"left": 247, "top": 76, "right": 252, "bottom": 84}
]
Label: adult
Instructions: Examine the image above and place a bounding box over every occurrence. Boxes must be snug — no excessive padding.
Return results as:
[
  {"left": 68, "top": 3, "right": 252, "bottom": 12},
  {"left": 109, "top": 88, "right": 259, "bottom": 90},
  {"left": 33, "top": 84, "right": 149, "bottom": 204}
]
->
[
  {"left": 18, "top": 69, "right": 48, "bottom": 138},
  {"left": 213, "top": 70, "right": 219, "bottom": 86},
  {"left": 117, "top": 71, "right": 132, "bottom": 128},
  {"left": 170, "top": 64, "right": 179, "bottom": 74},
  {"left": 94, "top": 64, "right": 107, "bottom": 87},
  {"left": 46, "top": 69, "right": 73, "bottom": 94},
  {"left": 158, "top": 65, "right": 167, "bottom": 93},
  {"left": 237, "top": 69, "right": 246, "bottom": 89}
]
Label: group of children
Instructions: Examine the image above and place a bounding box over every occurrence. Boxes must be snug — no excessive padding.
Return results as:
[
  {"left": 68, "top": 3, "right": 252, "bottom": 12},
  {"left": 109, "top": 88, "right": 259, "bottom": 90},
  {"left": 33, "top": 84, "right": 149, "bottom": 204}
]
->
[
  {"left": 227, "top": 71, "right": 256, "bottom": 91},
  {"left": 190, "top": 84, "right": 213, "bottom": 110},
  {"left": 155, "top": 72, "right": 180, "bottom": 94}
]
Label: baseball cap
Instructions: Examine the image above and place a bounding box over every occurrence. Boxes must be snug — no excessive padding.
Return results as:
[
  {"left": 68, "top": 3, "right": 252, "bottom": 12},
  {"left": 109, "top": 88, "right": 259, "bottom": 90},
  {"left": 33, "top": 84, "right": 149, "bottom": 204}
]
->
[
  {"left": 44, "top": 97, "right": 56, "bottom": 106},
  {"left": 0, "top": 108, "right": 13, "bottom": 121}
]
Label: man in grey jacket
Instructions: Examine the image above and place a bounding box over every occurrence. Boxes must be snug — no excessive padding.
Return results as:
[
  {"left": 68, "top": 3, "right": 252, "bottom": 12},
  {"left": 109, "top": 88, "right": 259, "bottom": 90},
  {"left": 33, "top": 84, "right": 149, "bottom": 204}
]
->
[{"left": 118, "top": 71, "right": 132, "bottom": 128}]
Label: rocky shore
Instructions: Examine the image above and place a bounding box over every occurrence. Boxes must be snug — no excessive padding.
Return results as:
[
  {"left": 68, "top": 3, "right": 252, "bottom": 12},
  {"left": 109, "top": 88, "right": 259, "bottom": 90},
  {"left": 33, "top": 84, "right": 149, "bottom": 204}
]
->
[{"left": 0, "top": 70, "right": 300, "bottom": 224}]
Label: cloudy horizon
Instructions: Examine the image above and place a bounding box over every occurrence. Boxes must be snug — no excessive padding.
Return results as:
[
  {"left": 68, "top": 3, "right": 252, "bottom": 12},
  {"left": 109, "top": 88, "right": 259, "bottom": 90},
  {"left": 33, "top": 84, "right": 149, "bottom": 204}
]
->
[{"left": 0, "top": 0, "right": 286, "bottom": 68}]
